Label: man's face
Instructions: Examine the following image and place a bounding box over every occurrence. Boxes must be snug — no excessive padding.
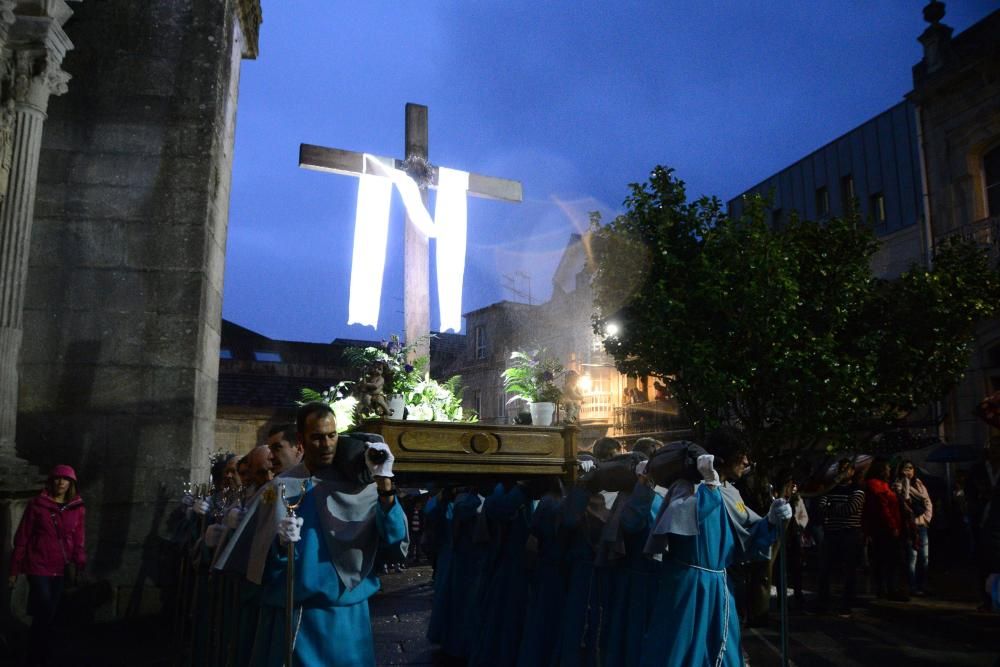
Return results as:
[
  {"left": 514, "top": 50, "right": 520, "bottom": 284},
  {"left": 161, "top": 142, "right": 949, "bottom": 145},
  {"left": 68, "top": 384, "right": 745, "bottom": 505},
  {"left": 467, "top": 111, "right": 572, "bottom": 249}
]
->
[
  {"left": 267, "top": 432, "right": 303, "bottom": 474},
  {"left": 247, "top": 446, "right": 273, "bottom": 488},
  {"left": 723, "top": 454, "right": 750, "bottom": 481},
  {"left": 300, "top": 412, "right": 338, "bottom": 471}
]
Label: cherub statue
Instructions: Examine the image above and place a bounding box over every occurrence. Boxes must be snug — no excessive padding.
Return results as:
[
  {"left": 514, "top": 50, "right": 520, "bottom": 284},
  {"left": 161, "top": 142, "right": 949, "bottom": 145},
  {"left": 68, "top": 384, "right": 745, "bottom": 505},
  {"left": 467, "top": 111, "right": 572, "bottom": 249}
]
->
[
  {"left": 562, "top": 370, "right": 585, "bottom": 424},
  {"left": 359, "top": 363, "right": 392, "bottom": 417}
]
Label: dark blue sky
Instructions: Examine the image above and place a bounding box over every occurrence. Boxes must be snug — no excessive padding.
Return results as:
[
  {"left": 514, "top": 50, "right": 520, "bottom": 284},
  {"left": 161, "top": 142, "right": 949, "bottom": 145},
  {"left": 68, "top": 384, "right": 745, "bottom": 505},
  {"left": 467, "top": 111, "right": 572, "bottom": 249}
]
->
[{"left": 224, "top": 1, "right": 994, "bottom": 343}]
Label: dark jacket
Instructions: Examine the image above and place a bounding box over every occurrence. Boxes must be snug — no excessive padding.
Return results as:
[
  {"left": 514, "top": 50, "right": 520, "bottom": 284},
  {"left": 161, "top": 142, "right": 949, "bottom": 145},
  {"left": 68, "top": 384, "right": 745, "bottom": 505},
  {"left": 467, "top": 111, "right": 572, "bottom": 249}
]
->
[{"left": 11, "top": 492, "right": 86, "bottom": 577}]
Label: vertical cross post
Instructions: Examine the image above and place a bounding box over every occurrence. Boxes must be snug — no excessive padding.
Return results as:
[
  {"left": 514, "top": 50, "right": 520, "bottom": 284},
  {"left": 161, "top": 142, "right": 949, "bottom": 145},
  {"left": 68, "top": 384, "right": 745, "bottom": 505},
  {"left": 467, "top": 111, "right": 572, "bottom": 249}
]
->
[{"left": 404, "top": 103, "right": 430, "bottom": 363}]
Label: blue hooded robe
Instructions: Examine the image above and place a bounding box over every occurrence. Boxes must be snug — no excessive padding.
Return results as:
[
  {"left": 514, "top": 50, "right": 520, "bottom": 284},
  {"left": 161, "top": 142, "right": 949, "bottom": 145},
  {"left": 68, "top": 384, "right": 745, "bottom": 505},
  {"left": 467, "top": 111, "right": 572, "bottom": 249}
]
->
[
  {"left": 640, "top": 481, "right": 776, "bottom": 667},
  {"left": 243, "top": 463, "right": 408, "bottom": 666}
]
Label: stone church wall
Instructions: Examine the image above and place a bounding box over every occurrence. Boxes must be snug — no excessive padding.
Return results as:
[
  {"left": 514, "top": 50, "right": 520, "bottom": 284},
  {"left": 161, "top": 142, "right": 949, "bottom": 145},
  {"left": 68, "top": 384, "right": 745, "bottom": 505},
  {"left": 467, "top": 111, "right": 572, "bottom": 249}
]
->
[{"left": 15, "top": 0, "right": 249, "bottom": 616}]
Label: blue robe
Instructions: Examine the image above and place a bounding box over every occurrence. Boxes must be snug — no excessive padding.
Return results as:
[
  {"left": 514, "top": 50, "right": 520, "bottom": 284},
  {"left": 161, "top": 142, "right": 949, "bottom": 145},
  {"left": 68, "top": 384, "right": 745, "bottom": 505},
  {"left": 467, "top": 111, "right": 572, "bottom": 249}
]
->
[
  {"left": 250, "top": 485, "right": 407, "bottom": 666},
  {"left": 517, "top": 493, "right": 568, "bottom": 666},
  {"left": 439, "top": 492, "right": 489, "bottom": 658},
  {"left": 597, "top": 483, "right": 664, "bottom": 667},
  {"left": 640, "top": 483, "right": 775, "bottom": 667},
  {"left": 424, "top": 494, "right": 455, "bottom": 646},
  {"left": 558, "top": 486, "right": 605, "bottom": 667},
  {"left": 469, "top": 484, "right": 534, "bottom": 666}
]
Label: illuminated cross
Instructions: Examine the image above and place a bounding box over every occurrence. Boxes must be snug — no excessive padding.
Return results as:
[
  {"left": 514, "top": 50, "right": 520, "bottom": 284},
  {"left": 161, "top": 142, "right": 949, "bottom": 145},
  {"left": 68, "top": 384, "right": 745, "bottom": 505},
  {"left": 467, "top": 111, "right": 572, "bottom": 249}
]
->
[{"left": 299, "top": 103, "right": 522, "bottom": 361}]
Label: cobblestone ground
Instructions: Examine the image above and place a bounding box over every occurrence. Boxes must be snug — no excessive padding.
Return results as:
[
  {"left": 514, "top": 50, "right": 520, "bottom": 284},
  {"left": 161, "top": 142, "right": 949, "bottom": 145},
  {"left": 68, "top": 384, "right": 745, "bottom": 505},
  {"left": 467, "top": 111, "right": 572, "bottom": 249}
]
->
[{"left": 371, "top": 565, "right": 442, "bottom": 666}]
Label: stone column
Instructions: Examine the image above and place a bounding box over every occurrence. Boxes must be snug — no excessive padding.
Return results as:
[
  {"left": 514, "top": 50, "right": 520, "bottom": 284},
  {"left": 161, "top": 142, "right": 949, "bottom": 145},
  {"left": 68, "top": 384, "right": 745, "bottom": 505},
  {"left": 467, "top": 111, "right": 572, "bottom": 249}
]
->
[
  {"left": 0, "top": 8, "right": 72, "bottom": 487},
  {"left": 0, "top": 4, "right": 74, "bottom": 629}
]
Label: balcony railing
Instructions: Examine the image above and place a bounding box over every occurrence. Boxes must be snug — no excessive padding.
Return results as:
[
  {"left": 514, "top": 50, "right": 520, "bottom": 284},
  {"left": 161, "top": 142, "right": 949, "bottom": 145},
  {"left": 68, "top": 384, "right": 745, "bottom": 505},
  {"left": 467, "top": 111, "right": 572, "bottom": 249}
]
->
[
  {"left": 613, "top": 400, "right": 690, "bottom": 436},
  {"left": 937, "top": 215, "right": 1000, "bottom": 264}
]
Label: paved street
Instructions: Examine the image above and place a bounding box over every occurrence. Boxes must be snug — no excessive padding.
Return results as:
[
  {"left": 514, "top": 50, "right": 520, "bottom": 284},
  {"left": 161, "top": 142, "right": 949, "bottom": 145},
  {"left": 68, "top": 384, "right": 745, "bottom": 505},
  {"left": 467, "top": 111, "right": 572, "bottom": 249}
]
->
[{"left": 372, "top": 565, "right": 1000, "bottom": 666}]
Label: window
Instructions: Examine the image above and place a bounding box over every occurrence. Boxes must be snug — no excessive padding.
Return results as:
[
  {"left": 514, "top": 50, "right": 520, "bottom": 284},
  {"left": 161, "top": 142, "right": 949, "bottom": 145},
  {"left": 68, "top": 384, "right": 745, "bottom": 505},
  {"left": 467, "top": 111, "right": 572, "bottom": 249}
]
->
[
  {"left": 475, "top": 326, "right": 487, "bottom": 360},
  {"left": 815, "top": 187, "right": 830, "bottom": 218},
  {"left": 472, "top": 390, "right": 482, "bottom": 418},
  {"left": 840, "top": 175, "right": 855, "bottom": 211},
  {"left": 771, "top": 208, "right": 783, "bottom": 229},
  {"left": 870, "top": 192, "right": 886, "bottom": 227},
  {"left": 985, "top": 146, "right": 1000, "bottom": 217},
  {"left": 253, "top": 350, "right": 282, "bottom": 362},
  {"left": 498, "top": 386, "right": 508, "bottom": 419},
  {"left": 219, "top": 348, "right": 233, "bottom": 360}
]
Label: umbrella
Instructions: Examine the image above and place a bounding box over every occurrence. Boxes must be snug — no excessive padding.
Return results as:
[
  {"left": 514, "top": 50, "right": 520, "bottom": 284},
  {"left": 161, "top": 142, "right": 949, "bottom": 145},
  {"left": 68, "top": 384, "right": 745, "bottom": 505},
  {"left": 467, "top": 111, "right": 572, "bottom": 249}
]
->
[{"left": 925, "top": 444, "right": 982, "bottom": 463}]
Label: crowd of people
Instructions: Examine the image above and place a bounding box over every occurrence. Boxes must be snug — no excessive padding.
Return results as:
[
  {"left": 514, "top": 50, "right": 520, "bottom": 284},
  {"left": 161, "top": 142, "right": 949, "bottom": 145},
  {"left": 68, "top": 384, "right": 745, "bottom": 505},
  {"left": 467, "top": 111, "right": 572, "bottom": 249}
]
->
[
  {"left": 166, "top": 402, "right": 406, "bottom": 666},
  {"left": 7, "top": 422, "right": 999, "bottom": 667},
  {"left": 810, "top": 441, "right": 1000, "bottom": 615},
  {"left": 421, "top": 429, "right": 792, "bottom": 666}
]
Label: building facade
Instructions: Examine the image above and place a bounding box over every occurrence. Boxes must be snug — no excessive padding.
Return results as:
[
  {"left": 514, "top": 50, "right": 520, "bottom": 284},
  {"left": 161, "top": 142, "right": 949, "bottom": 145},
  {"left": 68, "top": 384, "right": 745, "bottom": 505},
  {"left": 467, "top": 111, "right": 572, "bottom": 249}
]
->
[
  {"left": 728, "top": 4, "right": 1000, "bottom": 455},
  {"left": 459, "top": 234, "right": 690, "bottom": 446}
]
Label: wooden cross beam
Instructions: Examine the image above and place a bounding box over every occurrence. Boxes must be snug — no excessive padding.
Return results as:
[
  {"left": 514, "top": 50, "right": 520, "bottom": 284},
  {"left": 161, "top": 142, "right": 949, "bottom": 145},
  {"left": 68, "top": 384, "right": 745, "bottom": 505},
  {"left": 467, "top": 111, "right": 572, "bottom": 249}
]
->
[{"left": 299, "top": 103, "right": 522, "bottom": 362}]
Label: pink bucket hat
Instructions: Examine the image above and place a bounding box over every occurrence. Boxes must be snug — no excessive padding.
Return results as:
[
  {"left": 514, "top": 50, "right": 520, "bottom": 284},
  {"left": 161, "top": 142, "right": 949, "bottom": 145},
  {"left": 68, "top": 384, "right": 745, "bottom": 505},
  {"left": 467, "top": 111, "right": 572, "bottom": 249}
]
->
[{"left": 48, "top": 464, "right": 77, "bottom": 481}]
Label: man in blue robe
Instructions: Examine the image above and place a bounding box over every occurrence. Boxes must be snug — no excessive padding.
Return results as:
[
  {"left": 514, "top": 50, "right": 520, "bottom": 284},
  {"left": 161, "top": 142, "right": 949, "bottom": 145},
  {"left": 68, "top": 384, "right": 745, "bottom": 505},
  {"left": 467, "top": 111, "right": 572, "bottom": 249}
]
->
[
  {"left": 641, "top": 427, "right": 792, "bottom": 666},
  {"left": 236, "top": 401, "right": 407, "bottom": 666}
]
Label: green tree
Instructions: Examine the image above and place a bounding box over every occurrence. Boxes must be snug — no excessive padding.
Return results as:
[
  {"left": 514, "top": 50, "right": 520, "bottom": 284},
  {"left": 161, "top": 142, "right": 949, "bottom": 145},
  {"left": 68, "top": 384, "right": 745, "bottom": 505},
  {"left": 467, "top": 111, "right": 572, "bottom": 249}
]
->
[{"left": 591, "top": 166, "right": 999, "bottom": 464}]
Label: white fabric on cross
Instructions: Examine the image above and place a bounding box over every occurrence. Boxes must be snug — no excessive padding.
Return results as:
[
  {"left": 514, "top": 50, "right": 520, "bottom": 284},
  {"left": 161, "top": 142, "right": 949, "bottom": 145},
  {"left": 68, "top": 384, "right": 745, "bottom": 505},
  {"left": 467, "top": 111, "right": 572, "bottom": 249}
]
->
[{"left": 347, "top": 154, "right": 469, "bottom": 333}]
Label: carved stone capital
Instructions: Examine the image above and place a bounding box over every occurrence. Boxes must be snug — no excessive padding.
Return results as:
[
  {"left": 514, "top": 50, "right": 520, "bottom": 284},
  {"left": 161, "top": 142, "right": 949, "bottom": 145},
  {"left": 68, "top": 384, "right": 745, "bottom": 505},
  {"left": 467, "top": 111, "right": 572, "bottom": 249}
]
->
[
  {"left": 7, "top": 9, "right": 74, "bottom": 114},
  {"left": 12, "top": 49, "right": 69, "bottom": 112}
]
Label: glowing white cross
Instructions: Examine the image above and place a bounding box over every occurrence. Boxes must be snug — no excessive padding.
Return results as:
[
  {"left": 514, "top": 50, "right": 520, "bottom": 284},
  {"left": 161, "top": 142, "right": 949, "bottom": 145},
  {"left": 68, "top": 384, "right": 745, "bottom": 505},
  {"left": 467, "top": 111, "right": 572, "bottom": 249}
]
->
[{"left": 299, "top": 104, "right": 522, "bottom": 360}]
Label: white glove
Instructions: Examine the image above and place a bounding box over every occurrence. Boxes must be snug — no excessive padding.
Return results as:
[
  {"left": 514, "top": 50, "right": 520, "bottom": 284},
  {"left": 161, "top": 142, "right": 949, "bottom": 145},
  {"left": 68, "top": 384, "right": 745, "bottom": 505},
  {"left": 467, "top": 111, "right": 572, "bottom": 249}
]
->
[
  {"left": 578, "top": 459, "right": 596, "bottom": 473},
  {"left": 366, "top": 442, "right": 395, "bottom": 478},
  {"left": 277, "top": 516, "right": 304, "bottom": 545},
  {"left": 697, "top": 454, "right": 720, "bottom": 487},
  {"left": 193, "top": 498, "right": 210, "bottom": 516},
  {"left": 204, "top": 523, "right": 226, "bottom": 548},
  {"left": 224, "top": 507, "right": 245, "bottom": 530},
  {"left": 181, "top": 493, "right": 195, "bottom": 508},
  {"left": 635, "top": 460, "right": 648, "bottom": 476},
  {"left": 768, "top": 498, "right": 793, "bottom": 525}
]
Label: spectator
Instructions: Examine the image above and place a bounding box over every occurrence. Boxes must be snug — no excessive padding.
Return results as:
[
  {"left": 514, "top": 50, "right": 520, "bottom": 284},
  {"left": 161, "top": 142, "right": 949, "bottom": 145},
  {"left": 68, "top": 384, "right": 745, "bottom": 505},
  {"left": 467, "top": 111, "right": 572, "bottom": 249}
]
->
[
  {"left": 817, "top": 458, "right": 865, "bottom": 615},
  {"left": 8, "top": 464, "right": 87, "bottom": 667},
  {"left": 863, "top": 458, "right": 909, "bottom": 601},
  {"left": 893, "top": 460, "right": 933, "bottom": 595}
]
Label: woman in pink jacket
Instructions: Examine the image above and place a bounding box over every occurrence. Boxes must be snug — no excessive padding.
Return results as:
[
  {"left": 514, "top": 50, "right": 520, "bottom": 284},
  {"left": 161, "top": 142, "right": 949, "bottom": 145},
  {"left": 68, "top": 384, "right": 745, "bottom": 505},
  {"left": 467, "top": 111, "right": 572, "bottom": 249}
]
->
[{"left": 8, "top": 464, "right": 86, "bottom": 666}]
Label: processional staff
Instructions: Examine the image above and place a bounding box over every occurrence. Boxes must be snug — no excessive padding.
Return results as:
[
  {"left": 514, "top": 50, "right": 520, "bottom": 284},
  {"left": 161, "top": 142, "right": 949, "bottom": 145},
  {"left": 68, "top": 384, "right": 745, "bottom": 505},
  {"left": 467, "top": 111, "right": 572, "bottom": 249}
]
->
[{"left": 279, "top": 480, "right": 308, "bottom": 667}]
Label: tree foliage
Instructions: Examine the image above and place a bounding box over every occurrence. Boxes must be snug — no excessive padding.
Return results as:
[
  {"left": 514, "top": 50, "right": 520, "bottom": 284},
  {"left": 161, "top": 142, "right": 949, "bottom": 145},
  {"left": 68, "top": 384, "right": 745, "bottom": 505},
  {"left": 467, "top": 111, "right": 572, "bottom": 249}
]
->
[{"left": 591, "top": 166, "right": 999, "bottom": 464}]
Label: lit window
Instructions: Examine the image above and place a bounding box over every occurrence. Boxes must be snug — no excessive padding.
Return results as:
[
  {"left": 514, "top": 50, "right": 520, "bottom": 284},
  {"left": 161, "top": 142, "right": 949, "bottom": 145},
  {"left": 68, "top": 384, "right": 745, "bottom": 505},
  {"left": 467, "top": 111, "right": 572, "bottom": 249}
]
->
[
  {"left": 475, "top": 326, "right": 487, "bottom": 360},
  {"left": 253, "top": 350, "right": 282, "bottom": 362},
  {"left": 219, "top": 348, "right": 233, "bottom": 360},
  {"left": 870, "top": 192, "right": 886, "bottom": 226},
  {"left": 840, "top": 175, "right": 855, "bottom": 210}
]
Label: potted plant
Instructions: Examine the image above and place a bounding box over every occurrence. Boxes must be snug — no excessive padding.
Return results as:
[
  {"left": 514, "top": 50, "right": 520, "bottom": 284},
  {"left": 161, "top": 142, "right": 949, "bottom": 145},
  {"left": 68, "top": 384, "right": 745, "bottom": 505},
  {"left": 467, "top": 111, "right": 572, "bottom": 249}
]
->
[{"left": 501, "top": 350, "right": 563, "bottom": 426}]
